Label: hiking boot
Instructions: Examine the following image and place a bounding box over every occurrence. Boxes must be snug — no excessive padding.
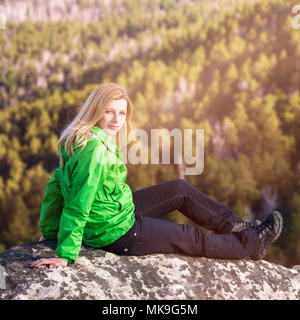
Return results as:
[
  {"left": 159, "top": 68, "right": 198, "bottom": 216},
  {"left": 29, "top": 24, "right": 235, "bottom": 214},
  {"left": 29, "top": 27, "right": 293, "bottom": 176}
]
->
[
  {"left": 231, "top": 219, "right": 261, "bottom": 232},
  {"left": 250, "top": 210, "right": 283, "bottom": 261}
]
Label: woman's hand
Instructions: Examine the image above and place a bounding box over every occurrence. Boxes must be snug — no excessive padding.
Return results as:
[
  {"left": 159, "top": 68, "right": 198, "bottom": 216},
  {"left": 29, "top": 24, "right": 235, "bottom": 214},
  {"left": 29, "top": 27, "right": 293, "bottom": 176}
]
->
[
  {"left": 30, "top": 258, "right": 68, "bottom": 269},
  {"left": 39, "top": 236, "right": 47, "bottom": 242}
]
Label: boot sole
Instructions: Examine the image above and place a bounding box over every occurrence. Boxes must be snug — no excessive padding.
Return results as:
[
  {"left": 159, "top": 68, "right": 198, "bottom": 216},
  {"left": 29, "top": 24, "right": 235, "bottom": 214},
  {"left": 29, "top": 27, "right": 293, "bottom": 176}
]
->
[{"left": 271, "top": 210, "right": 283, "bottom": 243}]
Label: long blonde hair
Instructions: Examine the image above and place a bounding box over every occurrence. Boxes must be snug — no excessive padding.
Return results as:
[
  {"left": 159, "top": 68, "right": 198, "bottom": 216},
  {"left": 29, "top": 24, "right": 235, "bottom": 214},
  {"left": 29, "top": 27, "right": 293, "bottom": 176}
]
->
[{"left": 56, "top": 83, "right": 134, "bottom": 168}]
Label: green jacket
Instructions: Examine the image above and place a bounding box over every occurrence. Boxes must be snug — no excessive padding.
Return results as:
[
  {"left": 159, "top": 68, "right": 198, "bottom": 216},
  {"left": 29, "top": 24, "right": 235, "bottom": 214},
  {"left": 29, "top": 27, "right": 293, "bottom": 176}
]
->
[{"left": 39, "top": 126, "right": 135, "bottom": 265}]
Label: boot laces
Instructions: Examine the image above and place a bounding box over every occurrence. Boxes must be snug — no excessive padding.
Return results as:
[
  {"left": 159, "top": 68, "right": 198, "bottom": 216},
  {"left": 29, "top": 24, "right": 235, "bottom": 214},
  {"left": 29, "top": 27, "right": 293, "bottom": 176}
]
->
[{"left": 257, "top": 223, "right": 272, "bottom": 239}]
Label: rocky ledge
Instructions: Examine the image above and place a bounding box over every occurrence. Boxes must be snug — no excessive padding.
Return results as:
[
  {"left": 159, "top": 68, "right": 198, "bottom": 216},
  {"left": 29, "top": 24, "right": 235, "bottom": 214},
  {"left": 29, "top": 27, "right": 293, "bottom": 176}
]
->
[{"left": 0, "top": 241, "right": 299, "bottom": 300}]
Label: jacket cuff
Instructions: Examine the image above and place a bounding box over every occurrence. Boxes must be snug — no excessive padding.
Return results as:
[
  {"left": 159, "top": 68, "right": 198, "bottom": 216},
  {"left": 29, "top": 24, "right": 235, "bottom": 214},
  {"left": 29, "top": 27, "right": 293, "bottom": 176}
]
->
[
  {"left": 66, "top": 258, "right": 75, "bottom": 265},
  {"left": 57, "top": 255, "right": 75, "bottom": 265}
]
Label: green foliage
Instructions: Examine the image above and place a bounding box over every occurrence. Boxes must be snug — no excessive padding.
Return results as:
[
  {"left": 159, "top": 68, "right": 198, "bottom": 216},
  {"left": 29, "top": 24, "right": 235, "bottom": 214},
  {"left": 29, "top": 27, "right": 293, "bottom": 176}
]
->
[{"left": 0, "top": 0, "right": 299, "bottom": 267}]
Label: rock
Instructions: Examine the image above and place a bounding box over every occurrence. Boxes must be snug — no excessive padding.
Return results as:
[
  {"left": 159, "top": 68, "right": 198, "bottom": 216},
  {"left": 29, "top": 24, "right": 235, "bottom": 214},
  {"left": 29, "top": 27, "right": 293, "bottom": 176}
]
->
[
  {"left": 292, "top": 265, "right": 300, "bottom": 272},
  {"left": 0, "top": 241, "right": 299, "bottom": 300},
  {"left": 4, "top": 0, "right": 113, "bottom": 23}
]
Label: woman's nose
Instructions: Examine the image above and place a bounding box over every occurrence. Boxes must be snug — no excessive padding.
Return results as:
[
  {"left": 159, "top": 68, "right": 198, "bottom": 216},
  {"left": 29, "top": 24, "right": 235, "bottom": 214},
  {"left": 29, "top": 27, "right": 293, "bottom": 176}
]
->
[{"left": 112, "top": 113, "right": 121, "bottom": 122}]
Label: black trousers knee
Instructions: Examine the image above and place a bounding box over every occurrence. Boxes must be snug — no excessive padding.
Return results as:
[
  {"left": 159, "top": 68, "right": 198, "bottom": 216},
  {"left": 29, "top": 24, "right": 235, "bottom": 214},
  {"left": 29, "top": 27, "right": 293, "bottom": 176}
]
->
[{"left": 101, "top": 179, "right": 259, "bottom": 259}]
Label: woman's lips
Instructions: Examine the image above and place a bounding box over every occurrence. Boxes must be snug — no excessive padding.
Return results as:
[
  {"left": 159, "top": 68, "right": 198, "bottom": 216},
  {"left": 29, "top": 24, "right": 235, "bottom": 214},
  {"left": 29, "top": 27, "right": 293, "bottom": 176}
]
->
[{"left": 109, "top": 125, "right": 119, "bottom": 129}]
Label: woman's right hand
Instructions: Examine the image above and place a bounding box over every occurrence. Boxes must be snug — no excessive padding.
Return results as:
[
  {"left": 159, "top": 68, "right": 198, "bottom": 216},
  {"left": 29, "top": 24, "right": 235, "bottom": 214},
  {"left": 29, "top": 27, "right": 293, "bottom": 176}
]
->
[
  {"left": 39, "top": 236, "right": 47, "bottom": 242},
  {"left": 30, "top": 257, "right": 67, "bottom": 268}
]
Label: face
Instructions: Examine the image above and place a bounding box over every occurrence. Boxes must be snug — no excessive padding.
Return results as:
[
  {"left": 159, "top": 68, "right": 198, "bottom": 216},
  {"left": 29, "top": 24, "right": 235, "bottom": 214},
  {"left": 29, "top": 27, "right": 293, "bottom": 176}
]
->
[{"left": 97, "top": 99, "right": 127, "bottom": 138}]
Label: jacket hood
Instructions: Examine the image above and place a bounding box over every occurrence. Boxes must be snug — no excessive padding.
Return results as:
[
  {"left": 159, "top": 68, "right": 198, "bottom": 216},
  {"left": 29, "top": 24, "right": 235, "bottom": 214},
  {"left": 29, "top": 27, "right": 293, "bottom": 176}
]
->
[{"left": 60, "top": 126, "right": 118, "bottom": 164}]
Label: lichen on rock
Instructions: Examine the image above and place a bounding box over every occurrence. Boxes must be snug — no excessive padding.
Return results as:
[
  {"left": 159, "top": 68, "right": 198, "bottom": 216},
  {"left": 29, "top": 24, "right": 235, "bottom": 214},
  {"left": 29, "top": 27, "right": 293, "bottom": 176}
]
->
[{"left": 0, "top": 241, "right": 299, "bottom": 300}]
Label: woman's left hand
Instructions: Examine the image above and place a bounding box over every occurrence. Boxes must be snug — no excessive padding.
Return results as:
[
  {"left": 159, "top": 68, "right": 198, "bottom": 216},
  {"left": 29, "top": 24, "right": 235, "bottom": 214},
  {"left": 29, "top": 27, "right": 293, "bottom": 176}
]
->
[{"left": 30, "top": 258, "right": 67, "bottom": 268}]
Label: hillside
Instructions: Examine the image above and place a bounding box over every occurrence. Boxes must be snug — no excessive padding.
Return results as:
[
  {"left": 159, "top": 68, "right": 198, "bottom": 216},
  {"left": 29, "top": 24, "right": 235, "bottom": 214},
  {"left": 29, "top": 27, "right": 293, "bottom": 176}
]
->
[{"left": 0, "top": 0, "right": 299, "bottom": 268}]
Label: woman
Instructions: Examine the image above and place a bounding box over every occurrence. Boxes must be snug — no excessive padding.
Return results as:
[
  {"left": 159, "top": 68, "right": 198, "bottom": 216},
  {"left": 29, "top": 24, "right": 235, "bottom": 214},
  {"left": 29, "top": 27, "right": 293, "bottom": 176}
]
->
[{"left": 31, "top": 83, "right": 283, "bottom": 269}]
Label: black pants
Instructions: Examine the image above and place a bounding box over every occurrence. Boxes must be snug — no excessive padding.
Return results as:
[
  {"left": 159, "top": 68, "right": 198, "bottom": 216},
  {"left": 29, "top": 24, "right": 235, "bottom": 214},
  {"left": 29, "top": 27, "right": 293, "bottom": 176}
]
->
[{"left": 101, "top": 179, "right": 259, "bottom": 259}]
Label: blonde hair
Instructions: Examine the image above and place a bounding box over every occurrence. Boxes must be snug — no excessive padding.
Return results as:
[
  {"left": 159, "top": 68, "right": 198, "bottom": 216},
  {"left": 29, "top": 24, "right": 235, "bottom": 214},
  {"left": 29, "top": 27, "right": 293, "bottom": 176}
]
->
[{"left": 56, "top": 82, "right": 134, "bottom": 168}]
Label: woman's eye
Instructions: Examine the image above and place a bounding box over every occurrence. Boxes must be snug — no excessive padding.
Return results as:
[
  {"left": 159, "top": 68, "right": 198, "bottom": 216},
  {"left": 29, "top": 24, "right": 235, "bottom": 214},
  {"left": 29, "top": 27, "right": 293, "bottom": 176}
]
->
[{"left": 106, "top": 111, "right": 126, "bottom": 115}]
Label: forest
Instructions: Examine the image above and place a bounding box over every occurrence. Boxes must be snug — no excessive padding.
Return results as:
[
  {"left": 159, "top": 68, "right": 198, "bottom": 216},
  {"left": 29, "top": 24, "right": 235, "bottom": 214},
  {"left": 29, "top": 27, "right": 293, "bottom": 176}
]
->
[{"left": 0, "top": 0, "right": 299, "bottom": 268}]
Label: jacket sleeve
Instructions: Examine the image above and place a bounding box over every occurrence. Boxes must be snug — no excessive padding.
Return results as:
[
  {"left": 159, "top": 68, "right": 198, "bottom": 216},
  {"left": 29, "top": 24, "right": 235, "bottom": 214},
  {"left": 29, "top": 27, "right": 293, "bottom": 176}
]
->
[
  {"left": 40, "top": 167, "right": 64, "bottom": 240},
  {"left": 55, "top": 142, "right": 106, "bottom": 265}
]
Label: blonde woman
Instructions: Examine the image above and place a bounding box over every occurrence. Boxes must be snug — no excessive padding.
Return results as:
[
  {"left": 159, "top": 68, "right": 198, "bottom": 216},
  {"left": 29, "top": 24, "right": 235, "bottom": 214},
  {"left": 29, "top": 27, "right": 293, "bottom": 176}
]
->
[{"left": 30, "top": 83, "right": 283, "bottom": 269}]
